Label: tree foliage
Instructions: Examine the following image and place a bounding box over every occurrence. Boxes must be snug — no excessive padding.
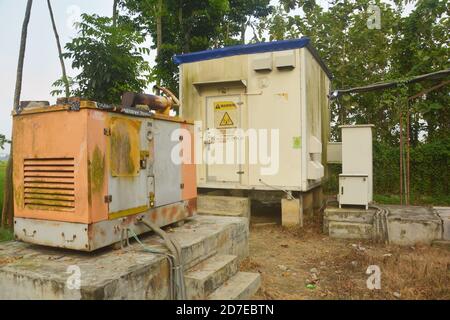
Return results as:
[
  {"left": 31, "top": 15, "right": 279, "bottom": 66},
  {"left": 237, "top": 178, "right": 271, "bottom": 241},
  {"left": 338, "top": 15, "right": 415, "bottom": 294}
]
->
[
  {"left": 121, "top": 0, "right": 273, "bottom": 92},
  {"left": 0, "top": 135, "right": 10, "bottom": 150},
  {"left": 53, "top": 13, "right": 151, "bottom": 104}
]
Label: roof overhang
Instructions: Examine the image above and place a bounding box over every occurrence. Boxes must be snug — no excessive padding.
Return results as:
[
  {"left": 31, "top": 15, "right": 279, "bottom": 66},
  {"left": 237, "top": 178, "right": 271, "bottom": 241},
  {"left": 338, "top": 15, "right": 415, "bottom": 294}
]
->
[{"left": 174, "top": 37, "right": 333, "bottom": 79}]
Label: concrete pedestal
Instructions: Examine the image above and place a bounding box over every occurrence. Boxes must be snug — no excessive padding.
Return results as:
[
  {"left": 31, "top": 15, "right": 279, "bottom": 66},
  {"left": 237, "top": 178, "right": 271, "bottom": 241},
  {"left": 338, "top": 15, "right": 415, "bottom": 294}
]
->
[{"left": 0, "top": 215, "right": 259, "bottom": 300}]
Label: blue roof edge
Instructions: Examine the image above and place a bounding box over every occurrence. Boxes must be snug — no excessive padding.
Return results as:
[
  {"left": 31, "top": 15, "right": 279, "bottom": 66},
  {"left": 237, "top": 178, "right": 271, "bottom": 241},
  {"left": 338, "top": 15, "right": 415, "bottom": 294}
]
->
[{"left": 173, "top": 37, "right": 332, "bottom": 79}]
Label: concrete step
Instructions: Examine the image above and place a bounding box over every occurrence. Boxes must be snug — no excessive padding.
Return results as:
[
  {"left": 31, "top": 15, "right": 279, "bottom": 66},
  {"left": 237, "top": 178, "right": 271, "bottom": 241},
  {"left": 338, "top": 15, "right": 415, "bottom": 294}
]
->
[
  {"left": 197, "top": 195, "right": 250, "bottom": 219},
  {"left": 208, "top": 272, "right": 261, "bottom": 300},
  {"left": 185, "top": 254, "right": 238, "bottom": 300}
]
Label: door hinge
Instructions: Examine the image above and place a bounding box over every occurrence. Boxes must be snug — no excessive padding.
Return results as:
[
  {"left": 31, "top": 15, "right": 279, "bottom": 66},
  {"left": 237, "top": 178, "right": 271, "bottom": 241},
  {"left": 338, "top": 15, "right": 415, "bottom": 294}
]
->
[
  {"left": 104, "top": 195, "right": 112, "bottom": 203},
  {"left": 104, "top": 128, "right": 111, "bottom": 136},
  {"left": 236, "top": 171, "right": 245, "bottom": 175},
  {"left": 180, "top": 183, "right": 185, "bottom": 189}
]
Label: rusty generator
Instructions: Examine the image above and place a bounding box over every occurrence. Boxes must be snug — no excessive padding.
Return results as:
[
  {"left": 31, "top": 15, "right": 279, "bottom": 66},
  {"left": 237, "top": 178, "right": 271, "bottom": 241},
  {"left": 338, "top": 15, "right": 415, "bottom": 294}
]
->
[{"left": 12, "top": 93, "right": 197, "bottom": 251}]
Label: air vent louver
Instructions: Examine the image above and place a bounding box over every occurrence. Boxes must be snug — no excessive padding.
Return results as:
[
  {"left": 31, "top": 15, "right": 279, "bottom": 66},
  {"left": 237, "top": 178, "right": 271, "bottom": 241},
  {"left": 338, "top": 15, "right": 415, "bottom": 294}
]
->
[{"left": 23, "top": 158, "right": 75, "bottom": 211}]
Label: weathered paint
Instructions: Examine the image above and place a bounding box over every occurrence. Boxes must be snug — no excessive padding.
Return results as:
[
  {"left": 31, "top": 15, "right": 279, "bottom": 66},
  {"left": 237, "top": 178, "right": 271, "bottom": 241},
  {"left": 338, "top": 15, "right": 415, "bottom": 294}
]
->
[
  {"left": 13, "top": 103, "right": 197, "bottom": 250},
  {"left": 14, "top": 199, "right": 196, "bottom": 251},
  {"left": 110, "top": 116, "right": 141, "bottom": 177},
  {"left": 181, "top": 123, "right": 197, "bottom": 200},
  {"left": 86, "top": 109, "right": 108, "bottom": 223},
  {"left": 13, "top": 110, "right": 90, "bottom": 223},
  {"left": 107, "top": 115, "right": 149, "bottom": 217}
]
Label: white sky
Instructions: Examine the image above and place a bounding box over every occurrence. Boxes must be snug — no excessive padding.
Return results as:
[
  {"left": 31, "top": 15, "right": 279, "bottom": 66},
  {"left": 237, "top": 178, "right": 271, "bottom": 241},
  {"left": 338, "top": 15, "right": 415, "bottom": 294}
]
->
[{"left": 0, "top": 0, "right": 415, "bottom": 154}]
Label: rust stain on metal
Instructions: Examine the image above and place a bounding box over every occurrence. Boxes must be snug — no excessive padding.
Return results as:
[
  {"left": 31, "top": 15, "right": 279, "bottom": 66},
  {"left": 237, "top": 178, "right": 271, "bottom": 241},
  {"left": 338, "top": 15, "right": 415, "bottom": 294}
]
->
[
  {"left": 90, "top": 146, "right": 105, "bottom": 194},
  {"left": 110, "top": 117, "right": 141, "bottom": 177}
]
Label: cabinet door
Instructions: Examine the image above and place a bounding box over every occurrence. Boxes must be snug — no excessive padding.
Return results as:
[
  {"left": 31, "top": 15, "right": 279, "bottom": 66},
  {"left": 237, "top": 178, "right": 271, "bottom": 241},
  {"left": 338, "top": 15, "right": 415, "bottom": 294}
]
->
[
  {"left": 339, "top": 176, "right": 368, "bottom": 206},
  {"left": 108, "top": 116, "right": 149, "bottom": 218},
  {"left": 205, "top": 95, "right": 243, "bottom": 184}
]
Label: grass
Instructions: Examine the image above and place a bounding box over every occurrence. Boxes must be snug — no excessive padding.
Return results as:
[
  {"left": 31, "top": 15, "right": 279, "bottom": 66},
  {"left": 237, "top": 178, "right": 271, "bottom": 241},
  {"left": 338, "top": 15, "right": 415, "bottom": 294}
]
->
[
  {"left": 374, "top": 194, "right": 450, "bottom": 206},
  {"left": 244, "top": 214, "right": 450, "bottom": 300},
  {"left": 0, "top": 228, "right": 13, "bottom": 242},
  {"left": 0, "top": 161, "right": 13, "bottom": 242}
]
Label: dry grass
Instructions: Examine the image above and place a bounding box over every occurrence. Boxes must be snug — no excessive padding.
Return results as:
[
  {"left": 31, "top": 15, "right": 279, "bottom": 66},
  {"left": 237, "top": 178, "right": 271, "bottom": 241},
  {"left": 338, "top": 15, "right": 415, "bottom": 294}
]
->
[{"left": 240, "top": 217, "right": 450, "bottom": 300}]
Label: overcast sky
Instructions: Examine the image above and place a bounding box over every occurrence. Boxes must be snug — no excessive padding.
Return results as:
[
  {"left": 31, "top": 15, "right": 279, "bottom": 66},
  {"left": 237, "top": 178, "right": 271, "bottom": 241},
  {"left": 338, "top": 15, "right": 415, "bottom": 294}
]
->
[{"left": 0, "top": 0, "right": 414, "bottom": 154}]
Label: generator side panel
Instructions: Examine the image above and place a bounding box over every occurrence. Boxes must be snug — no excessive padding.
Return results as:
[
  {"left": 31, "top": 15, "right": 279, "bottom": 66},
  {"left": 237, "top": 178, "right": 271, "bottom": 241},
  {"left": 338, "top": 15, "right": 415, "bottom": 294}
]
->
[
  {"left": 153, "top": 119, "right": 182, "bottom": 207},
  {"left": 13, "top": 110, "right": 91, "bottom": 224},
  {"left": 107, "top": 114, "right": 149, "bottom": 219},
  {"left": 86, "top": 109, "right": 109, "bottom": 223},
  {"left": 180, "top": 123, "right": 197, "bottom": 200}
]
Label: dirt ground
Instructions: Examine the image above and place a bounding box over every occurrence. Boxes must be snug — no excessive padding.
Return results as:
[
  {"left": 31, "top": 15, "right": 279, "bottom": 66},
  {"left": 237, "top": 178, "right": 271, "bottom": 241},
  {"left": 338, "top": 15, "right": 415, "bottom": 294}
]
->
[{"left": 239, "top": 204, "right": 450, "bottom": 300}]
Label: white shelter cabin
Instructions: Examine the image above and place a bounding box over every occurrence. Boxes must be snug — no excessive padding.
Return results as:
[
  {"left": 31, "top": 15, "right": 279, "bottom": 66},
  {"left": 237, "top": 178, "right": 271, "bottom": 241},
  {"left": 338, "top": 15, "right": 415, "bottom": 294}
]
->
[{"left": 174, "top": 37, "right": 332, "bottom": 223}]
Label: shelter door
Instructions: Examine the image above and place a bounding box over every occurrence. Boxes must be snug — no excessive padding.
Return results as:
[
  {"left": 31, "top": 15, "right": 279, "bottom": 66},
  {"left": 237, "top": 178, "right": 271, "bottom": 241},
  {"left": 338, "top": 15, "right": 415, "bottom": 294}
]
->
[{"left": 205, "top": 95, "right": 243, "bottom": 183}]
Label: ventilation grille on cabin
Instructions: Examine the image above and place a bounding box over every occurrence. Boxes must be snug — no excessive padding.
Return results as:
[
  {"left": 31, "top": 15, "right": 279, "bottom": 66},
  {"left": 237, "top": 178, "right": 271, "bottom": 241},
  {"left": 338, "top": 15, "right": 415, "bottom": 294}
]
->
[{"left": 23, "top": 158, "right": 75, "bottom": 211}]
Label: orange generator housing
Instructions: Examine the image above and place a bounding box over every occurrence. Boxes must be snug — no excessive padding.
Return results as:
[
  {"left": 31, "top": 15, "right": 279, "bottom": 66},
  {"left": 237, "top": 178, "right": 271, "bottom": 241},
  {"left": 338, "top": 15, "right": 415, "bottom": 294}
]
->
[{"left": 12, "top": 100, "right": 197, "bottom": 251}]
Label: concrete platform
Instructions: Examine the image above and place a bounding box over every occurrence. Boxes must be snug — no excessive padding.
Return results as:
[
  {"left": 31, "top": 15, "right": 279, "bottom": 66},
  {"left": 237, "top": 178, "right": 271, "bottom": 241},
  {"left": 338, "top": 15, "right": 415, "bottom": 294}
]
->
[
  {"left": 324, "top": 205, "right": 443, "bottom": 245},
  {"left": 208, "top": 272, "right": 261, "bottom": 300},
  {"left": 197, "top": 195, "right": 251, "bottom": 219},
  {"left": 0, "top": 215, "right": 259, "bottom": 300},
  {"left": 435, "top": 207, "right": 450, "bottom": 240},
  {"left": 323, "top": 206, "right": 376, "bottom": 239},
  {"left": 387, "top": 205, "right": 442, "bottom": 245}
]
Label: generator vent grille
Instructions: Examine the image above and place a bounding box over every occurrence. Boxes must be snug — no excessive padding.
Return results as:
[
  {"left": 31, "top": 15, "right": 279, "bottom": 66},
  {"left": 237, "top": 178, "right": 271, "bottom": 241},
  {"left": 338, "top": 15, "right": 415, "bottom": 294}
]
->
[{"left": 23, "top": 158, "right": 75, "bottom": 211}]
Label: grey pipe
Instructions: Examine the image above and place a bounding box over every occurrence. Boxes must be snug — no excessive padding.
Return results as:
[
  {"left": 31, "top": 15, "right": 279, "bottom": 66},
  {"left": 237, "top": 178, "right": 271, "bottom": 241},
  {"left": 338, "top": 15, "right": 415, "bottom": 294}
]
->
[{"left": 138, "top": 218, "right": 186, "bottom": 300}]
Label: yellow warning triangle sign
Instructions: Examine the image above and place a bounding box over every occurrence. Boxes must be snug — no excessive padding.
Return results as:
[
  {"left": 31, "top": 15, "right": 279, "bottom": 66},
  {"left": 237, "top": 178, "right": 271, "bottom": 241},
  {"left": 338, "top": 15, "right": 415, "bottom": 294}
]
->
[{"left": 219, "top": 112, "right": 234, "bottom": 126}]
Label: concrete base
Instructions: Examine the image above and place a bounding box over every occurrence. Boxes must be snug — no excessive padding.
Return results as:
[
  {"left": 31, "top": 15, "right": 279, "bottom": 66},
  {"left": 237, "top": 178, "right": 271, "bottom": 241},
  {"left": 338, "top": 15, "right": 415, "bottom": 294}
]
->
[
  {"left": 281, "top": 199, "right": 303, "bottom": 227},
  {"left": 0, "top": 215, "right": 260, "bottom": 300},
  {"left": 324, "top": 205, "right": 443, "bottom": 245},
  {"left": 387, "top": 205, "right": 442, "bottom": 245},
  {"left": 323, "top": 206, "right": 376, "bottom": 239},
  {"left": 312, "top": 186, "right": 324, "bottom": 213},
  {"left": 197, "top": 195, "right": 251, "bottom": 219},
  {"left": 435, "top": 207, "right": 450, "bottom": 240}
]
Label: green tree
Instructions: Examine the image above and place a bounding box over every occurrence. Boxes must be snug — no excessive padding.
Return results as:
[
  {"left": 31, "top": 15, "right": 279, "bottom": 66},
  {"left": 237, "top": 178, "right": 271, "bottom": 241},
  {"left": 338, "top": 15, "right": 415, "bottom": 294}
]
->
[
  {"left": 53, "top": 13, "right": 151, "bottom": 104},
  {"left": 121, "top": 0, "right": 273, "bottom": 92}
]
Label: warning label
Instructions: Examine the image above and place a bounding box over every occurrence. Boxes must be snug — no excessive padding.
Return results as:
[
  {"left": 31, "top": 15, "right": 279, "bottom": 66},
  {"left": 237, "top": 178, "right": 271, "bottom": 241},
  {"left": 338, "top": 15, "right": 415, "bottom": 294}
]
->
[
  {"left": 214, "top": 101, "right": 238, "bottom": 128},
  {"left": 219, "top": 112, "right": 234, "bottom": 126},
  {"left": 215, "top": 101, "right": 237, "bottom": 111}
]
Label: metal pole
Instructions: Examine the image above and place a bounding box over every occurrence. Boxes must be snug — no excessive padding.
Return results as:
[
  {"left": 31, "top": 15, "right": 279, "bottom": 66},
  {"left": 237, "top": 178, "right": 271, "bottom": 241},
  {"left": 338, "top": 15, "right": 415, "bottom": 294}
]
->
[{"left": 399, "top": 110, "right": 403, "bottom": 205}]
